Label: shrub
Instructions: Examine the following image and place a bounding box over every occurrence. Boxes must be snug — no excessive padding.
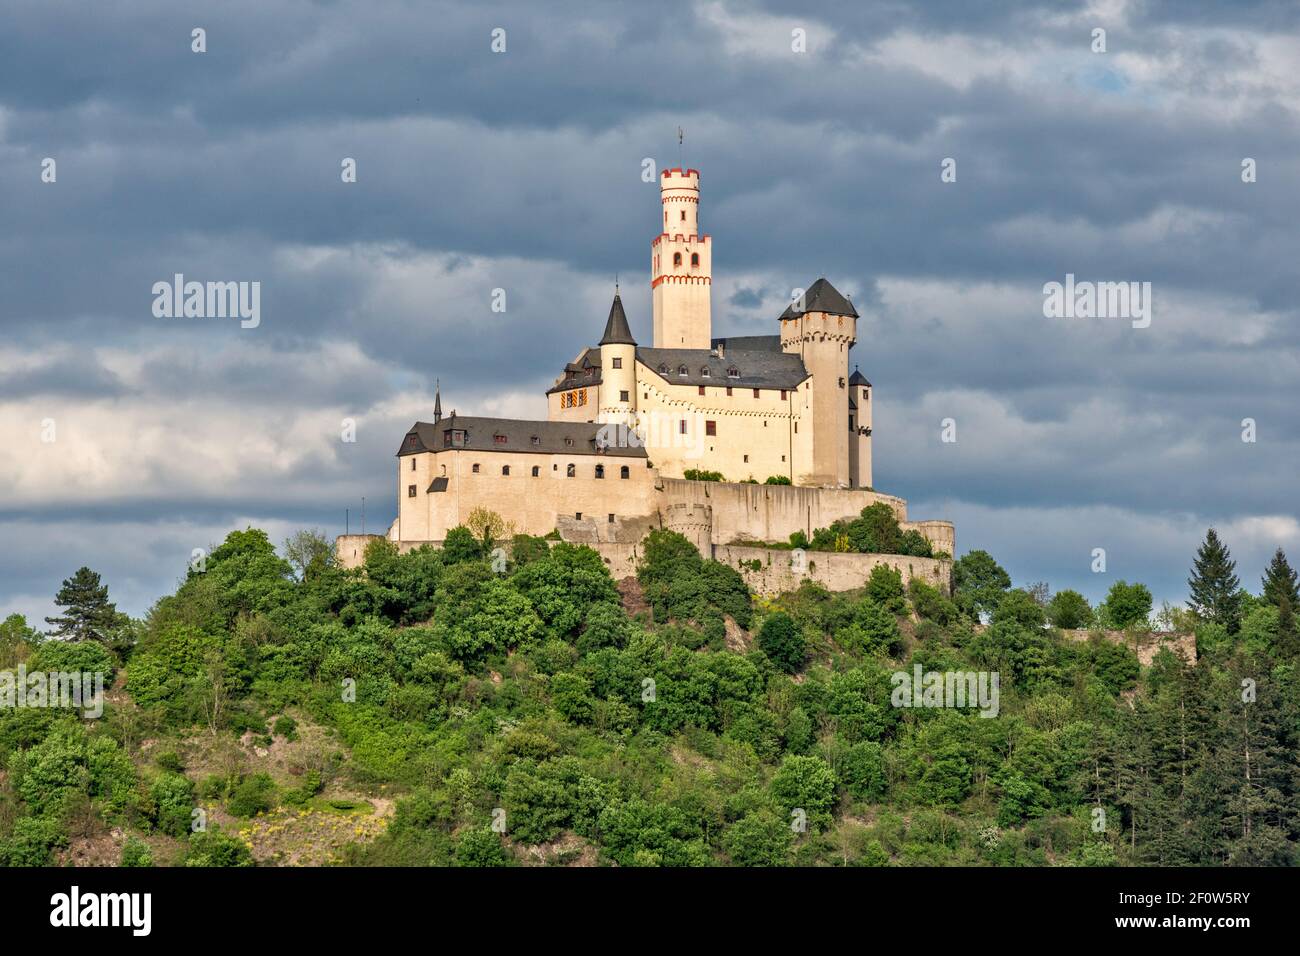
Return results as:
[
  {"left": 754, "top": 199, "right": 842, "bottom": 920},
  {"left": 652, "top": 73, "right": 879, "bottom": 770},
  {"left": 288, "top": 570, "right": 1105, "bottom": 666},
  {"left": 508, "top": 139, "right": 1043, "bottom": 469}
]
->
[
  {"left": 183, "top": 828, "right": 254, "bottom": 867},
  {"left": 770, "top": 755, "right": 837, "bottom": 831},
  {"left": 272, "top": 714, "right": 298, "bottom": 740},
  {"left": 151, "top": 772, "right": 195, "bottom": 837},
  {"left": 839, "top": 741, "right": 886, "bottom": 800},
  {"left": 1099, "top": 581, "right": 1153, "bottom": 630},
  {"left": 722, "top": 810, "right": 793, "bottom": 866},
  {"left": 154, "top": 750, "right": 184, "bottom": 774},
  {"left": 227, "top": 772, "right": 278, "bottom": 817},
  {"left": 866, "top": 565, "right": 906, "bottom": 614},
  {"left": 908, "top": 579, "right": 957, "bottom": 626},
  {"left": 121, "top": 837, "right": 153, "bottom": 867},
  {"left": 454, "top": 827, "right": 509, "bottom": 866},
  {"left": 765, "top": 475, "right": 792, "bottom": 485},
  {"left": 683, "top": 469, "right": 725, "bottom": 482}
]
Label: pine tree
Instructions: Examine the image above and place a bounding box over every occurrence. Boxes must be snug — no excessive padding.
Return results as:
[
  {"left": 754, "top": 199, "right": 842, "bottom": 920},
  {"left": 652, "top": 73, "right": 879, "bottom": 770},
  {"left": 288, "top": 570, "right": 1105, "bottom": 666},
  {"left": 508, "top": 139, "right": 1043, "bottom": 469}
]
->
[
  {"left": 1187, "top": 528, "right": 1242, "bottom": 634},
  {"left": 1262, "top": 548, "right": 1299, "bottom": 608},
  {"left": 44, "top": 566, "right": 120, "bottom": 644}
]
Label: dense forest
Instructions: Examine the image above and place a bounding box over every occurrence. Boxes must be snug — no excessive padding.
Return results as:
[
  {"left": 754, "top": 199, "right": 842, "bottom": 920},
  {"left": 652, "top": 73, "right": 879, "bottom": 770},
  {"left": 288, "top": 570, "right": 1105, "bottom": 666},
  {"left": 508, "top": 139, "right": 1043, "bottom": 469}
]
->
[{"left": 1, "top": 517, "right": 1296, "bottom": 867}]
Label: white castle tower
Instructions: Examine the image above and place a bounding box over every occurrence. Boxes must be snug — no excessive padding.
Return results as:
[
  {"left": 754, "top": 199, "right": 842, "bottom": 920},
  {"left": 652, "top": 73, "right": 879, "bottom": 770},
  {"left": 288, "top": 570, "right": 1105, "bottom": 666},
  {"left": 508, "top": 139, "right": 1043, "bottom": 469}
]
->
[{"left": 651, "top": 168, "right": 712, "bottom": 348}]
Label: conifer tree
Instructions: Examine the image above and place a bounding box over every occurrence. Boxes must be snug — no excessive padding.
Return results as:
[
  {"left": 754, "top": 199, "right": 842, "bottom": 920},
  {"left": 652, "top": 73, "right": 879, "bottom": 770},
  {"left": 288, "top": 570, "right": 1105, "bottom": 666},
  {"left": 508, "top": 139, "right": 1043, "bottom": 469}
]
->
[
  {"left": 1187, "top": 529, "right": 1242, "bottom": 634},
  {"left": 1261, "top": 549, "right": 1299, "bottom": 649},
  {"left": 44, "top": 566, "right": 120, "bottom": 644}
]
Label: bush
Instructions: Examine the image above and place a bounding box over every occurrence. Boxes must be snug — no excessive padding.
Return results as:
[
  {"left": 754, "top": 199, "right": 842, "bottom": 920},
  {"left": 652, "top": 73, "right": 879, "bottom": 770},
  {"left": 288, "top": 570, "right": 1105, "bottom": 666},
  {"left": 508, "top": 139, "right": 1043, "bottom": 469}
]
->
[
  {"left": 866, "top": 565, "right": 906, "bottom": 614},
  {"left": 765, "top": 475, "right": 792, "bottom": 485},
  {"left": 908, "top": 579, "right": 957, "bottom": 626},
  {"left": 151, "top": 772, "right": 195, "bottom": 837},
  {"left": 1099, "top": 581, "right": 1152, "bottom": 630},
  {"left": 154, "top": 750, "right": 184, "bottom": 774},
  {"left": 722, "top": 810, "right": 793, "bottom": 866},
  {"left": 758, "top": 613, "right": 805, "bottom": 673},
  {"left": 454, "top": 827, "right": 509, "bottom": 866},
  {"left": 839, "top": 741, "right": 886, "bottom": 801},
  {"left": 183, "top": 828, "right": 254, "bottom": 867},
  {"left": 227, "top": 772, "right": 278, "bottom": 817},
  {"left": 683, "top": 469, "right": 724, "bottom": 482},
  {"left": 770, "top": 755, "right": 837, "bottom": 831},
  {"left": 272, "top": 714, "right": 298, "bottom": 740},
  {"left": 121, "top": 837, "right": 153, "bottom": 867}
]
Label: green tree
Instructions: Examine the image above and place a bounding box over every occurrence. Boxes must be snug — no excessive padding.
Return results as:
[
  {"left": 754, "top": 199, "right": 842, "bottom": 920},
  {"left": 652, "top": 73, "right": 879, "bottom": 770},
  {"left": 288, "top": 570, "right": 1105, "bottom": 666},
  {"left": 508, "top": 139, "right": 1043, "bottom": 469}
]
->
[
  {"left": 1187, "top": 528, "right": 1242, "bottom": 634},
  {"left": 454, "top": 827, "right": 509, "bottom": 866},
  {"left": 951, "top": 551, "right": 1011, "bottom": 620},
  {"left": 757, "top": 613, "right": 805, "bottom": 673},
  {"left": 44, "top": 567, "right": 123, "bottom": 645},
  {"left": 1047, "top": 589, "right": 1093, "bottom": 629},
  {"left": 282, "top": 528, "right": 334, "bottom": 581},
  {"left": 1100, "top": 580, "right": 1152, "bottom": 630},
  {"left": 770, "top": 755, "right": 837, "bottom": 831},
  {"left": 722, "top": 810, "right": 793, "bottom": 866},
  {"left": 441, "top": 526, "right": 482, "bottom": 564},
  {"left": 866, "top": 565, "right": 905, "bottom": 614}
]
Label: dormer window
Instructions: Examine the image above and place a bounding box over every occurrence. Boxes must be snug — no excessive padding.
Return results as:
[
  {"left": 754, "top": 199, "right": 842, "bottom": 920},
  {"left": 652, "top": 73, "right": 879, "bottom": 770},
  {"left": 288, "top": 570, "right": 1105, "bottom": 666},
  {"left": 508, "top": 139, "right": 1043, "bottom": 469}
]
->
[
  {"left": 564, "top": 437, "right": 574, "bottom": 447},
  {"left": 406, "top": 435, "right": 418, "bottom": 448},
  {"left": 493, "top": 434, "right": 507, "bottom": 445},
  {"left": 530, "top": 435, "right": 540, "bottom": 446},
  {"left": 658, "top": 364, "right": 668, "bottom": 374},
  {"left": 727, "top": 367, "right": 739, "bottom": 379},
  {"left": 701, "top": 366, "right": 710, "bottom": 377},
  {"left": 677, "top": 365, "right": 688, "bottom": 376},
  {"left": 443, "top": 429, "right": 466, "bottom": 448}
]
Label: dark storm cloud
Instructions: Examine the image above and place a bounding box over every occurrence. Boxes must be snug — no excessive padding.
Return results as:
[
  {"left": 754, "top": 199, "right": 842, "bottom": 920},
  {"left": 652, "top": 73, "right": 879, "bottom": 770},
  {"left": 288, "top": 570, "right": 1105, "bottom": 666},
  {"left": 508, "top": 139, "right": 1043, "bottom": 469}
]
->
[{"left": 0, "top": 0, "right": 1296, "bottom": 620}]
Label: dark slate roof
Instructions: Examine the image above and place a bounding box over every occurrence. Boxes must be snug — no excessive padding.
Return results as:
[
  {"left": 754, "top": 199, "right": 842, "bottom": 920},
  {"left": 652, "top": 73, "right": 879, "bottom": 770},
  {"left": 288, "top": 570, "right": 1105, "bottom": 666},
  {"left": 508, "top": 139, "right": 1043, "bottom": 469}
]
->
[
  {"left": 637, "top": 346, "right": 809, "bottom": 389},
  {"left": 399, "top": 415, "right": 647, "bottom": 458},
  {"left": 547, "top": 347, "right": 602, "bottom": 394},
  {"left": 598, "top": 294, "right": 637, "bottom": 346},
  {"left": 849, "top": 368, "right": 871, "bottom": 387},
  {"left": 778, "top": 277, "right": 859, "bottom": 319},
  {"left": 427, "top": 476, "right": 449, "bottom": 493},
  {"left": 711, "top": 334, "right": 781, "bottom": 353}
]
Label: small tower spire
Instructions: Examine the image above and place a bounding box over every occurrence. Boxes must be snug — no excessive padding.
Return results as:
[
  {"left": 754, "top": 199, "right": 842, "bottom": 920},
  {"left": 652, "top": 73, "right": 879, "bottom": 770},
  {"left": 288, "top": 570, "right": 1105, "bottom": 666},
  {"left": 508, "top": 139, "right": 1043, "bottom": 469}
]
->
[{"left": 433, "top": 379, "right": 442, "bottom": 422}]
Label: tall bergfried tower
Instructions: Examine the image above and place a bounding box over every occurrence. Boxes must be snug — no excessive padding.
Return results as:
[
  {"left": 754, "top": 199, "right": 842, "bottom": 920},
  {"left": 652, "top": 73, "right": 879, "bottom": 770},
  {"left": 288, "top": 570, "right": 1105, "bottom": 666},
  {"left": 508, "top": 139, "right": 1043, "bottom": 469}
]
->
[{"left": 651, "top": 168, "right": 712, "bottom": 348}]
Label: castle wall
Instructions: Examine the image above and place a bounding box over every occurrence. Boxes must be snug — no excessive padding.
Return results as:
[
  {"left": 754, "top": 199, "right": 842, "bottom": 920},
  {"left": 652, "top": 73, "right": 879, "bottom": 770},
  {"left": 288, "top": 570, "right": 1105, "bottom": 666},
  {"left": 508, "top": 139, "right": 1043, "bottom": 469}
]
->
[
  {"left": 398, "top": 447, "right": 658, "bottom": 542},
  {"left": 656, "top": 477, "right": 913, "bottom": 545},
  {"left": 714, "top": 544, "right": 951, "bottom": 596}
]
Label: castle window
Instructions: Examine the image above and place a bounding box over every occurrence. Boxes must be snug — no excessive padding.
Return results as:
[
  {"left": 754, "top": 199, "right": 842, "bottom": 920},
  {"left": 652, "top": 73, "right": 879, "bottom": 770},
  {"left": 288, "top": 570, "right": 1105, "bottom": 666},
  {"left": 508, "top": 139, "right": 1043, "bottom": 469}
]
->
[
  {"left": 472, "top": 463, "right": 480, "bottom": 473},
  {"left": 691, "top": 253, "right": 699, "bottom": 267},
  {"left": 673, "top": 252, "right": 682, "bottom": 266},
  {"left": 705, "top": 420, "right": 716, "bottom": 436},
  {"left": 410, "top": 458, "right": 415, "bottom": 471},
  {"left": 595, "top": 464, "right": 605, "bottom": 479},
  {"left": 727, "top": 367, "right": 739, "bottom": 379},
  {"left": 567, "top": 463, "right": 576, "bottom": 477},
  {"left": 612, "top": 357, "right": 622, "bottom": 369},
  {"left": 575, "top": 512, "right": 582, "bottom": 520},
  {"left": 743, "top": 454, "right": 749, "bottom": 463},
  {"left": 680, "top": 211, "right": 686, "bottom": 221},
  {"left": 780, "top": 389, "right": 787, "bottom": 400},
  {"left": 406, "top": 435, "right": 418, "bottom": 448},
  {"left": 531, "top": 435, "right": 540, "bottom": 446},
  {"left": 620, "top": 466, "right": 629, "bottom": 479},
  {"left": 494, "top": 433, "right": 507, "bottom": 445},
  {"left": 620, "top": 390, "right": 629, "bottom": 401},
  {"left": 443, "top": 429, "right": 466, "bottom": 448},
  {"left": 753, "top": 388, "right": 760, "bottom": 398},
  {"left": 407, "top": 485, "right": 416, "bottom": 497},
  {"left": 608, "top": 514, "right": 615, "bottom": 523},
  {"left": 658, "top": 364, "right": 668, "bottom": 374},
  {"left": 678, "top": 365, "right": 688, "bottom": 376},
  {"left": 862, "top": 387, "right": 869, "bottom": 400},
  {"left": 726, "top": 387, "right": 732, "bottom": 396},
  {"left": 531, "top": 466, "right": 540, "bottom": 477},
  {"left": 502, "top": 465, "right": 510, "bottom": 475},
  {"left": 701, "top": 366, "right": 710, "bottom": 377},
  {"left": 679, "top": 419, "right": 687, "bottom": 434},
  {"left": 794, "top": 422, "right": 798, "bottom": 433},
  {"left": 565, "top": 437, "right": 574, "bottom": 446},
  {"left": 698, "top": 386, "right": 705, "bottom": 396}
]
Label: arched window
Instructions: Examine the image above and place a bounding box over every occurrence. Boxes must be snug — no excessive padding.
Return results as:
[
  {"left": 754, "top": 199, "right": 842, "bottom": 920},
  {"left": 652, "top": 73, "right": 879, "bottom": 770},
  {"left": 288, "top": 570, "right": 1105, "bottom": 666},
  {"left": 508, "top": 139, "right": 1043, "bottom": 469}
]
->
[
  {"left": 691, "top": 253, "right": 699, "bottom": 267},
  {"left": 531, "top": 465, "right": 539, "bottom": 477},
  {"left": 678, "top": 365, "right": 688, "bottom": 376},
  {"left": 566, "top": 463, "right": 576, "bottom": 477},
  {"left": 620, "top": 465, "right": 630, "bottom": 479},
  {"left": 502, "top": 465, "right": 510, "bottom": 475},
  {"left": 658, "top": 363, "right": 668, "bottom": 373},
  {"left": 595, "top": 464, "right": 605, "bottom": 479},
  {"left": 673, "top": 252, "right": 682, "bottom": 266}
]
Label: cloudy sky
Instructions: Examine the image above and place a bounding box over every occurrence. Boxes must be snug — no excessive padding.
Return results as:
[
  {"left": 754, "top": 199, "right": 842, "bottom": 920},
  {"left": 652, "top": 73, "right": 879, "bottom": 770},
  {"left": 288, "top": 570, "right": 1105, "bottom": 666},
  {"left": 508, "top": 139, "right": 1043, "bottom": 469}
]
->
[{"left": 2, "top": 0, "right": 1297, "bottom": 625}]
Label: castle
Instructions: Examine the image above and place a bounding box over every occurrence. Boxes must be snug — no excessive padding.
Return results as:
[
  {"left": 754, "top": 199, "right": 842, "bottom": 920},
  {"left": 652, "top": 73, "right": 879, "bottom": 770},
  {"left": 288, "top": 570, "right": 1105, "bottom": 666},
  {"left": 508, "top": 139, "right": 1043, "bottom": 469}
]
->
[{"left": 338, "top": 167, "right": 954, "bottom": 591}]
